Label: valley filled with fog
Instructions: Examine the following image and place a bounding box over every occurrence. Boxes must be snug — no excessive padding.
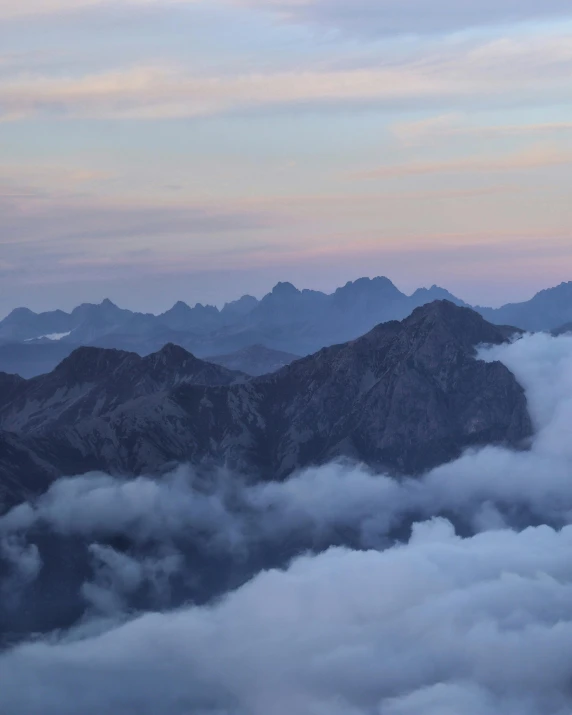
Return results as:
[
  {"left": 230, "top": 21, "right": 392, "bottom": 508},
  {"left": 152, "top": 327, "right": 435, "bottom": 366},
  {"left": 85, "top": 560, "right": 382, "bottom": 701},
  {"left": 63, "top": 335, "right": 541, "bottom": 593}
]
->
[{"left": 2, "top": 332, "right": 572, "bottom": 714}]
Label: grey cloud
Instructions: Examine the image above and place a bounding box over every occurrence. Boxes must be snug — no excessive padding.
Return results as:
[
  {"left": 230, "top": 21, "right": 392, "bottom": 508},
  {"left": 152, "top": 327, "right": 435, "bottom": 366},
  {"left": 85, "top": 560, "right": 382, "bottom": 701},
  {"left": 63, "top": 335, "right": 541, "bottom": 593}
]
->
[
  {"left": 0, "top": 195, "right": 274, "bottom": 247},
  {"left": 3, "top": 520, "right": 572, "bottom": 713},
  {"left": 82, "top": 544, "right": 183, "bottom": 615},
  {"left": 0, "top": 536, "right": 42, "bottom": 610},
  {"left": 259, "top": 0, "right": 572, "bottom": 37}
]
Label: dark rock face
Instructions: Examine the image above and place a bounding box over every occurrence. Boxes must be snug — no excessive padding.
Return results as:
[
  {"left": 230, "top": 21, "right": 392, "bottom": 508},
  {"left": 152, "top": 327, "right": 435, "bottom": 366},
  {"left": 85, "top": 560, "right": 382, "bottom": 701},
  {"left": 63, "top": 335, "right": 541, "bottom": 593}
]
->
[
  {"left": 0, "top": 344, "right": 244, "bottom": 435},
  {"left": 0, "top": 432, "right": 60, "bottom": 507},
  {"left": 245, "top": 300, "right": 531, "bottom": 475},
  {"left": 0, "top": 302, "right": 532, "bottom": 505}
]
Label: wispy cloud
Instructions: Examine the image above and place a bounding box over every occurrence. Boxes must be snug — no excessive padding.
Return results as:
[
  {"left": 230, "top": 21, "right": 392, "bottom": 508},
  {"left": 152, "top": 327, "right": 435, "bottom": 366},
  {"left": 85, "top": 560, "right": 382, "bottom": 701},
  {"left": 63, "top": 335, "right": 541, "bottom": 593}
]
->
[
  {"left": 391, "top": 114, "right": 572, "bottom": 145},
  {"left": 2, "top": 32, "right": 572, "bottom": 121},
  {"left": 3, "top": 0, "right": 572, "bottom": 36},
  {"left": 353, "top": 146, "right": 572, "bottom": 180},
  {"left": 0, "top": 0, "right": 203, "bottom": 20},
  {"left": 238, "top": 0, "right": 572, "bottom": 36}
]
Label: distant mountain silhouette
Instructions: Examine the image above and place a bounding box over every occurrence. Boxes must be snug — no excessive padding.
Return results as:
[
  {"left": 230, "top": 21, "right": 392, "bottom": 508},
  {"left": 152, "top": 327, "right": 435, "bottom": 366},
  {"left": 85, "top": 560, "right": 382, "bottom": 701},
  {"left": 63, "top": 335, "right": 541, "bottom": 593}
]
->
[
  {"left": 0, "top": 278, "right": 469, "bottom": 376},
  {"left": 477, "top": 281, "right": 572, "bottom": 332},
  {"left": 1, "top": 277, "right": 570, "bottom": 379}
]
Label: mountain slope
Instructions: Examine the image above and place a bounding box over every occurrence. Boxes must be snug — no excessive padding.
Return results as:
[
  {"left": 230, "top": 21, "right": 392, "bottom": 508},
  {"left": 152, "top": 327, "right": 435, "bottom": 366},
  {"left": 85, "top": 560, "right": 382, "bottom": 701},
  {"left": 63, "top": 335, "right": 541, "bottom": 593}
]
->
[
  {"left": 0, "top": 303, "right": 531, "bottom": 503},
  {"left": 0, "top": 344, "right": 244, "bottom": 434},
  {"left": 477, "top": 281, "right": 572, "bottom": 332}
]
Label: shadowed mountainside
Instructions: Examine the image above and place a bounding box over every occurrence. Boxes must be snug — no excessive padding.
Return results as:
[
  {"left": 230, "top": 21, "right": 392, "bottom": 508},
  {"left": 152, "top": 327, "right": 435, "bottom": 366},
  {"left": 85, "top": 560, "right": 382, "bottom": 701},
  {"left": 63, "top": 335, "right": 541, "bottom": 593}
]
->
[{"left": 0, "top": 302, "right": 531, "bottom": 508}]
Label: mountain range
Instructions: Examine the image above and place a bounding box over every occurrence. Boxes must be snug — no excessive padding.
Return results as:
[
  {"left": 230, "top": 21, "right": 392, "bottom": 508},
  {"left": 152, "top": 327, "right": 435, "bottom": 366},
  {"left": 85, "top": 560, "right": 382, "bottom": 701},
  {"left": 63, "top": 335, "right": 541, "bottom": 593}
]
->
[
  {"left": 0, "top": 301, "right": 531, "bottom": 509},
  {"left": 1, "top": 277, "right": 571, "bottom": 379}
]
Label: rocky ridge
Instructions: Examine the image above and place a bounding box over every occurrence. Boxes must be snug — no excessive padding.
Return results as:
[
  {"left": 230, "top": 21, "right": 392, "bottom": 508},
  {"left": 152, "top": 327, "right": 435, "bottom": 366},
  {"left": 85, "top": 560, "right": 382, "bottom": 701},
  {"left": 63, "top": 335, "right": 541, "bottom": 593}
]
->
[{"left": 0, "top": 302, "right": 532, "bottom": 508}]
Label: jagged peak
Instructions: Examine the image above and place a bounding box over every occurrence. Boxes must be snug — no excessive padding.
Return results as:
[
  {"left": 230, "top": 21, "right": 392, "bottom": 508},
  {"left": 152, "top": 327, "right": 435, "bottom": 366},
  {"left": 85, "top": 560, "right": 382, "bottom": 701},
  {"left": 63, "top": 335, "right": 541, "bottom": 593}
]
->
[
  {"left": 72, "top": 298, "right": 122, "bottom": 315},
  {"left": 192, "top": 303, "right": 219, "bottom": 312},
  {"left": 412, "top": 284, "right": 445, "bottom": 294},
  {"left": 155, "top": 342, "right": 196, "bottom": 361},
  {"left": 336, "top": 276, "right": 403, "bottom": 297},
  {"left": 354, "top": 300, "right": 518, "bottom": 357},
  {"left": 6, "top": 307, "right": 37, "bottom": 318},
  {"left": 165, "top": 301, "right": 192, "bottom": 313},
  {"left": 271, "top": 282, "right": 300, "bottom": 297},
  {"left": 222, "top": 294, "right": 259, "bottom": 315},
  {"left": 406, "top": 300, "right": 520, "bottom": 342},
  {"left": 54, "top": 346, "right": 136, "bottom": 380},
  {"left": 408, "top": 299, "right": 475, "bottom": 320},
  {"left": 535, "top": 281, "right": 572, "bottom": 297}
]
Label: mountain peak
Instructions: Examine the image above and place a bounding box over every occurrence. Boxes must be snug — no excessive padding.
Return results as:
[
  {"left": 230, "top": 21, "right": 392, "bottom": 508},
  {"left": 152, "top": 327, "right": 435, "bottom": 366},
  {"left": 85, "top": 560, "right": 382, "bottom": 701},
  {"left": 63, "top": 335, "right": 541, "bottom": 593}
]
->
[
  {"left": 168, "top": 301, "right": 191, "bottom": 313},
  {"left": 157, "top": 342, "right": 195, "bottom": 361},
  {"left": 54, "top": 346, "right": 136, "bottom": 382},
  {"left": 271, "top": 282, "right": 300, "bottom": 297},
  {"left": 403, "top": 300, "right": 520, "bottom": 346},
  {"left": 410, "top": 298, "right": 466, "bottom": 318},
  {"left": 407, "top": 299, "right": 486, "bottom": 326},
  {"left": 338, "top": 276, "right": 403, "bottom": 297},
  {"left": 222, "top": 294, "right": 259, "bottom": 316},
  {"left": 192, "top": 303, "right": 219, "bottom": 313},
  {"left": 6, "top": 307, "right": 36, "bottom": 318}
]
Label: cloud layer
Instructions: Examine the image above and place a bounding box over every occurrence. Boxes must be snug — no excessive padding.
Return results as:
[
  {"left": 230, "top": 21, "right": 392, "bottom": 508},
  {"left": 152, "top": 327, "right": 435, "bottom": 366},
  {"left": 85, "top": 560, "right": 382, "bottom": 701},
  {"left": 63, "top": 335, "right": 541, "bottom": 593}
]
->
[{"left": 4, "top": 519, "right": 572, "bottom": 715}]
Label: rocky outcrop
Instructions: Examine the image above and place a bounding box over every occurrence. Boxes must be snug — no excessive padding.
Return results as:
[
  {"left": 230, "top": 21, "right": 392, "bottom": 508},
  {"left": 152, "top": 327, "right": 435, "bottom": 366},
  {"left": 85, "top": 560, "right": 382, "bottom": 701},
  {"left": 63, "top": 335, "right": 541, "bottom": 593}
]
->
[{"left": 0, "top": 344, "right": 244, "bottom": 434}]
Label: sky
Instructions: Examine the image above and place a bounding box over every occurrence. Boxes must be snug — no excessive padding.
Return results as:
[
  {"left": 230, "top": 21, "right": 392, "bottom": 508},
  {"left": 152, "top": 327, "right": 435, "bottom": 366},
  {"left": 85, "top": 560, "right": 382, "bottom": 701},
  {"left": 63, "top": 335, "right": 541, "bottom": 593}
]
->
[{"left": 1, "top": 0, "right": 572, "bottom": 316}]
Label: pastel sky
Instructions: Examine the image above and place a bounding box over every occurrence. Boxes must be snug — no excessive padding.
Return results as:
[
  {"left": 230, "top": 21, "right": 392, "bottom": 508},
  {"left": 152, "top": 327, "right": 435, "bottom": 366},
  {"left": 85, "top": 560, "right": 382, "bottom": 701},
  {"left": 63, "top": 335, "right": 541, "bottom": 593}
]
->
[{"left": 2, "top": 0, "right": 572, "bottom": 315}]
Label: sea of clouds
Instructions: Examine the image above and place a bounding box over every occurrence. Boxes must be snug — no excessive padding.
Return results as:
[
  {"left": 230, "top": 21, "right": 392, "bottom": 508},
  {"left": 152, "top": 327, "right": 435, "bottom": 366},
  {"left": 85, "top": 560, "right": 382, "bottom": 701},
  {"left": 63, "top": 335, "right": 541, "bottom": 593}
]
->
[{"left": 1, "top": 331, "right": 572, "bottom": 714}]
